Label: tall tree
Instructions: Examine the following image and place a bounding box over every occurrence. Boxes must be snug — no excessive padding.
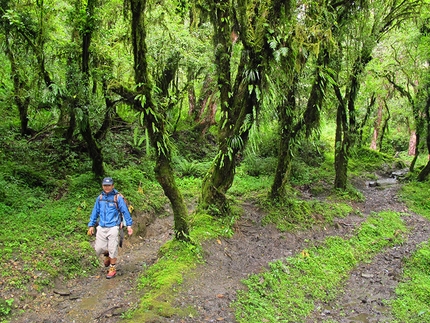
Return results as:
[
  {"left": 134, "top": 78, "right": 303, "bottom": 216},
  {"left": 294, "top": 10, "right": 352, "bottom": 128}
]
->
[
  {"left": 269, "top": 0, "right": 333, "bottom": 200},
  {"left": 416, "top": 16, "right": 430, "bottom": 181},
  {"left": 125, "top": 0, "right": 189, "bottom": 240},
  {"left": 77, "top": 0, "right": 104, "bottom": 177},
  {"left": 200, "top": 0, "right": 271, "bottom": 214},
  {"left": 333, "top": 0, "right": 422, "bottom": 190}
]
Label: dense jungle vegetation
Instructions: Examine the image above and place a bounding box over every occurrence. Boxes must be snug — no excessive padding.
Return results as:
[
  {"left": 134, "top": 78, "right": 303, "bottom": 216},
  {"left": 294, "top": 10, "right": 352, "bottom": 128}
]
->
[{"left": 2, "top": 0, "right": 430, "bottom": 322}]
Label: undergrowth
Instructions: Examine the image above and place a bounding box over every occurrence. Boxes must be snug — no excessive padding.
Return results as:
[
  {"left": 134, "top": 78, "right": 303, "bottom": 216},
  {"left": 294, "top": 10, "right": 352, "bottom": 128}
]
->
[
  {"left": 122, "top": 210, "right": 239, "bottom": 321},
  {"left": 2, "top": 116, "right": 430, "bottom": 323},
  {"left": 232, "top": 211, "right": 407, "bottom": 323},
  {"left": 391, "top": 241, "right": 430, "bottom": 323}
]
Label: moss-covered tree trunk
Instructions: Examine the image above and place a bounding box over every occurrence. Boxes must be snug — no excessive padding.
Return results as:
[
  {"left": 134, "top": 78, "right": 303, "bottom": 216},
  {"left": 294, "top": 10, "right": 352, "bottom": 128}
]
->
[
  {"left": 332, "top": 0, "right": 420, "bottom": 190},
  {"left": 270, "top": 75, "right": 296, "bottom": 200},
  {"left": 4, "top": 34, "right": 31, "bottom": 136},
  {"left": 269, "top": 102, "right": 294, "bottom": 200},
  {"left": 79, "top": 0, "right": 104, "bottom": 178},
  {"left": 270, "top": 44, "right": 330, "bottom": 200},
  {"left": 333, "top": 91, "right": 349, "bottom": 190},
  {"left": 129, "top": 0, "right": 189, "bottom": 240},
  {"left": 200, "top": 0, "right": 266, "bottom": 215},
  {"left": 418, "top": 89, "right": 430, "bottom": 181}
]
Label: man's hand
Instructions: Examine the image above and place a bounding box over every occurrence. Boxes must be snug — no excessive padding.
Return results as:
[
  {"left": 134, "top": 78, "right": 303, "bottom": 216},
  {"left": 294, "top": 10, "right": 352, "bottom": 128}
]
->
[
  {"left": 87, "top": 227, "right": 94, "bottom": 236},
  {"left": 127, "top": 226, "right": 133, "bottom": 236}
]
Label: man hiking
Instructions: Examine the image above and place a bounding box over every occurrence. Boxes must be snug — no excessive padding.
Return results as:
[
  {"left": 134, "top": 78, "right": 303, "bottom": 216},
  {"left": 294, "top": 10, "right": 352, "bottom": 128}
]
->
[{"left": 87, "top": 177, "right": 133, "bottom": 279}]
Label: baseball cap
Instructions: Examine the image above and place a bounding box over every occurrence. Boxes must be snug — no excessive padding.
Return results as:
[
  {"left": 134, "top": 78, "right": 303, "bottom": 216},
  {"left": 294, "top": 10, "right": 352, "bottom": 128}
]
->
[{"left": 102, "top": 177, "right": 114, "bottom": 185}]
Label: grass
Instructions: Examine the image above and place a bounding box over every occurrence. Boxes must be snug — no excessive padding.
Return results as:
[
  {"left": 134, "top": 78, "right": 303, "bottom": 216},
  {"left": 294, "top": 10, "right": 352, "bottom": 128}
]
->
[
  {"left": 232, "top": 211, "right": 407, "bottom": 323},
  {"left": 122, "top": 209, "right": 238, "bottom": 321},
  {"left": 388, "top": 179, "right": 430, "bottom": 323},
  {"left": 261, "top": 197, "right": 355, "bottom": 231},
  {"left": 399, "top": 180, "right": 430, "bottom": 219},
  {"left": 2, "top": 122, "right": 430, "bottom": 323},
  {"left": 391, "top": 241, "right": 430, "bottom": 323}
]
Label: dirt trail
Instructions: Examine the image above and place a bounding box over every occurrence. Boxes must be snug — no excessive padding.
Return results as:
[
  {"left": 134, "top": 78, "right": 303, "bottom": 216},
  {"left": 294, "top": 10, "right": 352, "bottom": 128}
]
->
[
  {"left": 9, "top": 177, "right": 430, "bottom": 323},
  {"left": 9, "top": 214, "right": 175, "bottom": 323}
]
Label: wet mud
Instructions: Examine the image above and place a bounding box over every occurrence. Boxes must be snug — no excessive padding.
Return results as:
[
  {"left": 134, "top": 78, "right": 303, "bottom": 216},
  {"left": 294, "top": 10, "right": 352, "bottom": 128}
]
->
[{"left": 8, "top": 176, "right": 430, "bottom": 323}]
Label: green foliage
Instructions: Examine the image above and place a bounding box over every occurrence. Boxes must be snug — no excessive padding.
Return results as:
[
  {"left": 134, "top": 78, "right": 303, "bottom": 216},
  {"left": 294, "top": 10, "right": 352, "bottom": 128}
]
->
[
  {"left": 233, "top": 211, "right": 406, "bottom": 323},
  {"left": 229, "top": 171, "right": 272, "bottom": 199},
  {"left": 173, "top": 157, "right": 211, "bottom": 178},
  {"left": 261, "top": 197, "right": 354, "bottom": 231},
  {"left": 0, "top": 195, "right": 98, "bottom": 294},
  {"left": 349, "top": 147, "right": 401, "bottom": 174},
  {"left": 241, "top": 156, "right": 277, "bottom": 177},
  {"left": 176, "top": 176, "right": 202, "bottom": 200},
  {"left": 0, "top": 298, "right": 13, "bottom": 318},
  {"left": 399, "top": 180, "right": 430, "bottom": 219},
  {"left": 391, "top": 242, "right": 430, "bottom": 322},
  {"left": 126, "top": 208, "right": 238, "bottom": 322}
]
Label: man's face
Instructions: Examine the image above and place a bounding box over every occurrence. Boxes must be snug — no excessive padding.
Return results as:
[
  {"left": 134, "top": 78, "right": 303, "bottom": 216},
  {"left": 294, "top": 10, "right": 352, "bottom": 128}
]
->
[{"left": 102, "top": 184, "right": 114, "bottom": 194}]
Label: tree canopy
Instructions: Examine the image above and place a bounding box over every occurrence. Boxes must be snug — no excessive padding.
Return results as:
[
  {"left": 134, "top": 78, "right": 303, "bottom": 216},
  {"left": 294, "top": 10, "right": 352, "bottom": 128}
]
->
[{"left": 1, "top": 0, "right": 430, "bottom": 226}]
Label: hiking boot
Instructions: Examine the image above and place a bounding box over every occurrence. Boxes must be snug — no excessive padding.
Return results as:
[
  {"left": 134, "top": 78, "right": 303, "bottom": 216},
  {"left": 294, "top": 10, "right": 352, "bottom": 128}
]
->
[
  {"left": 106, "top": 265, "right": 116, "bottom": 279},
  {"left": 104, "top": 257, "right": 110, "bottom": 267}
]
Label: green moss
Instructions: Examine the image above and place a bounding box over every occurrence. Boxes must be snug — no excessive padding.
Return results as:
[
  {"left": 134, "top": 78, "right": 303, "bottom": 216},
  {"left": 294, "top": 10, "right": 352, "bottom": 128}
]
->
[{"left": 233, "top": 211, "right": 406, "bottom": 323}]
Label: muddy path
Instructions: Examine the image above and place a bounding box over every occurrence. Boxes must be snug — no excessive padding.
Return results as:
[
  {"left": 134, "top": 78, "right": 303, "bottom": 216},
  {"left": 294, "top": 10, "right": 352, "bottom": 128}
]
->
[
  {"left": 9, "top": 213, "right": 175, "bottom": 323},
  {"left": 9, "top": 177, "right": 430, "bottom": 323}
]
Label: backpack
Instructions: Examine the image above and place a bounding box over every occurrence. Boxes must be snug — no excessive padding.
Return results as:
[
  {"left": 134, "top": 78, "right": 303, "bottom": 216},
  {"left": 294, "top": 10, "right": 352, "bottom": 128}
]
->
[
  {"left": 99, "top": 192, "right": 133, "bottom": 248},
  {"left": 99, "top": 192, "right": 134, "bottom": 226}
]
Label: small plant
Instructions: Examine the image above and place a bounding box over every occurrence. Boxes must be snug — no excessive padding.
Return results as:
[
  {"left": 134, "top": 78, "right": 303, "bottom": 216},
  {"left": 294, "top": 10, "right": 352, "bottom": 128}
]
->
[{"left": 0, "top": 298, "right": 14, "bottom": 318}]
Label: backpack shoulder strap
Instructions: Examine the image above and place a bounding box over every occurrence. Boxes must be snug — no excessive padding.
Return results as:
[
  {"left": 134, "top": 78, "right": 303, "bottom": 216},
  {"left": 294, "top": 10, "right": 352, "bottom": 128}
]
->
[{"left": 113, "top": 192, "right": 121, "bottom": 211}]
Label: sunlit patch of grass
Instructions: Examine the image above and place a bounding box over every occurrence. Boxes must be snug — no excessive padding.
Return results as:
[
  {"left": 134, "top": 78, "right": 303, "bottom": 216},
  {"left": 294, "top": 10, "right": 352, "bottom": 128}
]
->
[
  {"left": 261, "top": 197, "right": 355, "bottom": 231},
  {"left": 233, "top": 211, "right": 406, "bottom": 323},
  {"left": 399, "top": 180, "right": 430, "bottom": 219},
  {"left": 391, "top": 242, "right": 430, "bottom": 323},
  {"left": 229, "top": 171, "right": 272, "bottom": 199},
  {"left": 188, "top": 209, "right": 238, "bottom": 241},
  {"left": 123, "top": 205, "right": 238, "bottom": 322},
  {"left": 349, "top": 147, "right": 402, "bottom": 175},
  {"left": 176, "top": 176, "right": 202, "bottom": 200},
  {"left": 123, "top": 240, "right": 201, "bottom": 321}
]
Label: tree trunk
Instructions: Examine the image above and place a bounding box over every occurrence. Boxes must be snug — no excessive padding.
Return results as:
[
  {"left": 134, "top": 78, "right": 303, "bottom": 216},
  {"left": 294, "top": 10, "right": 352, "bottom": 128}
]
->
[
  {"left": 417, "top": 95, "right": 430, "bottom": 181},
  {"left": 5, "top": 35, "right": 31, "bottom": 136},
  {"left": 408, "top": 131, "right": 417, "bottom": 156},
  {"left": 269, "top": 75, "right": 296, "bottom": 200},
  {"left": 129, "top": 0, "right": 189, "bottom": 240},
  {"left": 79, "top": 0, "right": 104, "bottom": 178},
  {"left": 200, "top": 0, "right": 266, "bottom": 214},
  {"left": 269, "top": 19, "right": 329, "bottom": 200},
  {"left": 333, "top": 90, "right": 348, "bottom": 190},
  {"left": 190, "top": 75, "right": 217, "bottom": 135},
  {"left": 269, "top": 105, "right": 293, "bottom": 200},
  {"left": 370, "top": 97, "right": 383, "bottom": 150}
]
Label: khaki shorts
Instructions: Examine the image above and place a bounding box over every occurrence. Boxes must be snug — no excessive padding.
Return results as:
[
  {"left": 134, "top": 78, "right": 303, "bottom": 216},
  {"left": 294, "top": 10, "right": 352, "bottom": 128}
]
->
[{"left": 94, "top": 226, "right": 119, "bottom": 259}]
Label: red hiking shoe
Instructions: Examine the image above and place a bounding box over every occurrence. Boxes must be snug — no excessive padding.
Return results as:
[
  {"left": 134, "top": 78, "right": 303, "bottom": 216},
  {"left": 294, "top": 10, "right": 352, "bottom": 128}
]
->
[{"left": 106, "top": 265, "right": 116, "bottom": 279}]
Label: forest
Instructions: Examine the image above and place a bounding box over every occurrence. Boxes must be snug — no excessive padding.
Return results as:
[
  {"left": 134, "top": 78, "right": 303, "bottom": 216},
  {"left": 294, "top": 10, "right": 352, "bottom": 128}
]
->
[{"left": 2, "top": 0, "right": 430, "bottom": 322}]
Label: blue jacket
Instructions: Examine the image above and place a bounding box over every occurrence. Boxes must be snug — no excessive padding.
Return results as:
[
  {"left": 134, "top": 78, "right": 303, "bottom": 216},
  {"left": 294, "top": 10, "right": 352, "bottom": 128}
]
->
[{"left": 88, "top": 189, "right": 133, "bottom": 228}]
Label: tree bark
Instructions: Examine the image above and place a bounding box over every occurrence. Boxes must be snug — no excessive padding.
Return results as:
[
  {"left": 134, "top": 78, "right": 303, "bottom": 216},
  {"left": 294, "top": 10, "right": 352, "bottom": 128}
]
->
[
  {"left": 333, "top": 84, "right": 349, "bottom": 190},
  {"left": 79, "top": 0, "right": 104, "bottom": 178},
  {"left": 370, "top": 96, "right": 382, "bottom": 150},
  {"left": 417, "top": 92, "right": 430, "bottom": 181},
  {"left": 129, "top": 0, "right": 189, "bottom": 240},
  {"left": 200, "top": 0, "right": 268, "bottom": 214},
  {"left": 5, "top": 35, "right": 32, "bottom": 136},
  {"left": 269, "top": 93, "right": 294, "bottom": 200}
]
